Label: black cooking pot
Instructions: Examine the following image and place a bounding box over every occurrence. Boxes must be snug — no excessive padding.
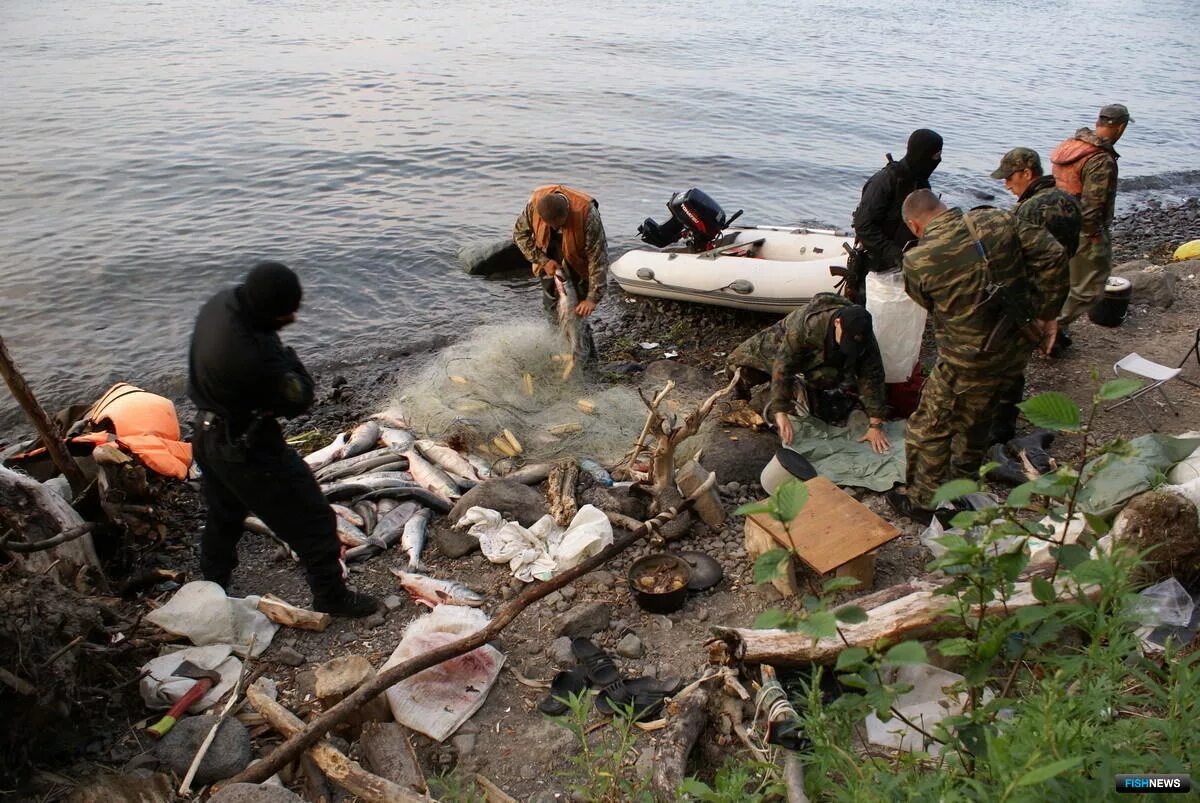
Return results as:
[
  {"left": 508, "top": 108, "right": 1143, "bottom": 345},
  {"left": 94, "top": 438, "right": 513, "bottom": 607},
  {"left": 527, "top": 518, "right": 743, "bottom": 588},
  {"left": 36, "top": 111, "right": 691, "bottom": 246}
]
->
[{"left": 628, "top": 554, "right": 691, "bottom": 614}]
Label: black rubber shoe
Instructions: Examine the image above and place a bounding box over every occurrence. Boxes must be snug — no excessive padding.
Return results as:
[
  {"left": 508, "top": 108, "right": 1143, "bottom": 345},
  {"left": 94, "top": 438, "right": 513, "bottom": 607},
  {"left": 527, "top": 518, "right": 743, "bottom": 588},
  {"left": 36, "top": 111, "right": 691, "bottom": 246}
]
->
[
  {"left": 313, "top": 587, "right": 380, "bottom": 618},
  {"left": 885, "top": 489, "right": 935, "bottom": 527},
  {"left": 1048, "top": 330, "right": 1073, "bottom": 359}
]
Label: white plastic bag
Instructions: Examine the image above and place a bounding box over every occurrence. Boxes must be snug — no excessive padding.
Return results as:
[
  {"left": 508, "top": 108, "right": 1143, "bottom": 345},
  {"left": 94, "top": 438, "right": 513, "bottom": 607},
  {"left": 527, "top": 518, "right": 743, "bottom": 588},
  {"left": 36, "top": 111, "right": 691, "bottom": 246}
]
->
[
  {"left": 866, "top": 269, "right": 927, "bottom": 383},
  {"left": 139, "top": 644, "right": 242, "bottom": 712},
  {"left": 1166, "top": 432, "right": 1200, "bottom": 484}
]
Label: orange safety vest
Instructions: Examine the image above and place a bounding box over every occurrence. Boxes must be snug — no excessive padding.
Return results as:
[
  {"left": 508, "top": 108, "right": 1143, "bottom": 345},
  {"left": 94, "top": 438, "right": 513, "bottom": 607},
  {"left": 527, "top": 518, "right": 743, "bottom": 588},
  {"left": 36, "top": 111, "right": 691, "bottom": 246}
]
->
[
  {"left": 530, "top": 185, "right": 595, "bottom": 278},
  {"left": 13, "top": 383, "right": 193, "bottom": 479},
  {"left": 1050, "top": 138, "right": 1104, "bottom": 196}
]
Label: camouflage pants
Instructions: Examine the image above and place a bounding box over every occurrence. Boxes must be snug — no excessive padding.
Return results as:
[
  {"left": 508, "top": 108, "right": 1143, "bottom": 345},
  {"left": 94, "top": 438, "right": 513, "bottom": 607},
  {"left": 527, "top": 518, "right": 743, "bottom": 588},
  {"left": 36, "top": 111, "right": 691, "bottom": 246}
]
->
[
  {"left": 905, "top": 359, "right": 1017, "bottom": 509},
  {"left": 1058, "top": 230, "right": 1111, "bottom": 324}
]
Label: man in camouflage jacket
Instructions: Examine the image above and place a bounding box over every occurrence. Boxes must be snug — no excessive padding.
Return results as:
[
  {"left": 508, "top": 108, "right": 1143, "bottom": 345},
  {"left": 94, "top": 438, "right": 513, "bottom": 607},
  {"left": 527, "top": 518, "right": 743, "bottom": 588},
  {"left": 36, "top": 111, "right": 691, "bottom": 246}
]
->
[
  {"left": 1050, "top": 104, "right": 1132, "bottom": 336},
  {"left": 890, "top": 190, "right": 1068, "bottom": 522},
  {"left": 727, "top": 293, "right": 891, "bottom": 453},
  {"left": 987, "top": 146, "right": 1082, "bottom": 442}
]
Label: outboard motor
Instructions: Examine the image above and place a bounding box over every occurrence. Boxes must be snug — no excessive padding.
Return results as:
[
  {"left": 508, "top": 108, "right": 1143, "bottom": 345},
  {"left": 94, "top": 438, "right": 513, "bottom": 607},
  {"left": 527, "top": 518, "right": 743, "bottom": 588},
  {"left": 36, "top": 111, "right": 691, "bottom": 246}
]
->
[{"left": 638, "top": 188, "right": 742, "bottom": 251}]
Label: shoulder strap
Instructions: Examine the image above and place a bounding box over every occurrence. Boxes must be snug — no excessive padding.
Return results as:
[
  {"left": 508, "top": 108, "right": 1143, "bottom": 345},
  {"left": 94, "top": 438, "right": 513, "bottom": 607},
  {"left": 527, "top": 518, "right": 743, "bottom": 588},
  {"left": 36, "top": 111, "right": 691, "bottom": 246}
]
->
[{"left": 961, "top": 211, "right": 994, "bottom": 286}]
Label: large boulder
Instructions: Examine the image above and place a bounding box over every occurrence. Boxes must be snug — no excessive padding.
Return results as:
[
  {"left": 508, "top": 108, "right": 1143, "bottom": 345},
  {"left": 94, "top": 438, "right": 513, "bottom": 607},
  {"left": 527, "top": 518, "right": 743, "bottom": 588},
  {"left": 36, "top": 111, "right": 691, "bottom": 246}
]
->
[
  {"left": 1109, "top": 490, "right": 1200, "bottom": 585},
  {"left": 682, "top": 422, "right": 779, "bottom": 486},
  {"left": 456, "top": 238, "right": 531, "bottom": 276},
  {"left": 448, "top": 479, "right": 547, "bottom": 527},
  {"left": 1113, "top": 260, "right": 1177, "bottom": 308}
]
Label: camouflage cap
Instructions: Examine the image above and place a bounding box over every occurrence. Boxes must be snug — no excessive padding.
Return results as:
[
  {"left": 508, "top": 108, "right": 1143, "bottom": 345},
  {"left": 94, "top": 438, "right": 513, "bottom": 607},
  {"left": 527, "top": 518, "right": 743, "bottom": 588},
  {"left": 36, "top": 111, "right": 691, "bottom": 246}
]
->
[
  {"left": 1098, "top": 103, "right": 1133, "bottom": 123},
  {"left": 989, "top": 147, "right": 1042, "bottom": 180}
]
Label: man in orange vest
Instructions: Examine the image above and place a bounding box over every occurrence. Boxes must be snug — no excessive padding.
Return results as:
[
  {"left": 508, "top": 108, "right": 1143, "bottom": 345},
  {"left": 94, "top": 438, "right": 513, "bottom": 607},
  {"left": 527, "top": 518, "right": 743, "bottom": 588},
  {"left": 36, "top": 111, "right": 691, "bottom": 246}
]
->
[
  {"left": 1049, "top": 104, "right": 1132, "bottom": 355},
  {"left": 513, "top": 185, "right": 610, "bottom": 363}
]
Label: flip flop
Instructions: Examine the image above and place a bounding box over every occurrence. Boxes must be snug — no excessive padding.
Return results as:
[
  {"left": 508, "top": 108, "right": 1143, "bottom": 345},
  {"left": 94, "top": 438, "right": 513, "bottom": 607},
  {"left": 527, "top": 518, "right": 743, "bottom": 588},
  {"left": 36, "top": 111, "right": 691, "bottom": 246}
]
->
[
  {"left": 594, "top": 676, "right": 682, "bottom": 719},
  {"left": 571, "top": 637, "right": 621, "bottom": 688},
  {"left": 537, "top": 665, "right": 589, "bottom": 716}
]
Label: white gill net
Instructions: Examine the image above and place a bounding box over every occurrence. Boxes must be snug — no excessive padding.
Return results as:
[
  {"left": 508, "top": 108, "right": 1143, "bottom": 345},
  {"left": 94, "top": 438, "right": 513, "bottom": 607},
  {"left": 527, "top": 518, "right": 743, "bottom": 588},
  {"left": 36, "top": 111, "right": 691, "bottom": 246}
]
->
[{"left": 387, "top": 320, "right": 647, "bottom": 467}]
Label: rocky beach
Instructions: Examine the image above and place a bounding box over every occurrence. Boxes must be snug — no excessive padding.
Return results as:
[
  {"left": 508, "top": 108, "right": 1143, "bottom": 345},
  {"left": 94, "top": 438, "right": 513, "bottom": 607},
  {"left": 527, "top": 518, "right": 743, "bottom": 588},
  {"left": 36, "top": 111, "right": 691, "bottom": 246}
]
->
[{"left": 2, "top": 195, "right": 1198, "bottom": 801}]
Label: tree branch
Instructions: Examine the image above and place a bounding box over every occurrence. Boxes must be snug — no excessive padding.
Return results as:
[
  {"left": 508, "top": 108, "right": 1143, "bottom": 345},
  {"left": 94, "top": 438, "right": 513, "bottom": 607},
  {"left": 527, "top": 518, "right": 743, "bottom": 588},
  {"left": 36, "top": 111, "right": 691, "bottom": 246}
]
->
[{"left": 0, "top": 523, "right": 95, "bottom": 553}]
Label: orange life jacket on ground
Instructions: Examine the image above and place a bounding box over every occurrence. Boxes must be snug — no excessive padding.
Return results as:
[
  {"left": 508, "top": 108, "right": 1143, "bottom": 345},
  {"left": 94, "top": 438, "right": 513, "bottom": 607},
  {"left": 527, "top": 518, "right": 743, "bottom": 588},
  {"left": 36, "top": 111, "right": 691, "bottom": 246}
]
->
[
  {"left": 1050, "top": 138, "right": 1104, "bottom": 196},
  {"left": 530, "top": 185, "right": 596, "bottom": 277}
]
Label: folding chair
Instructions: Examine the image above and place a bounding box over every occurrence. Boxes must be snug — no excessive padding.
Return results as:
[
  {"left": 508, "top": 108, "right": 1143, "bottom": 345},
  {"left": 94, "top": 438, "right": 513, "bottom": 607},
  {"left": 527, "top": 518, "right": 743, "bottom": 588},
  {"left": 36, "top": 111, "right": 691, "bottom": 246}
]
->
[
  {"left": 1109, "top": 353, "right": 1182, "bottom": 431},
  {"left": 1178, "top": 326, "right": 1200, "bottom": 389}
]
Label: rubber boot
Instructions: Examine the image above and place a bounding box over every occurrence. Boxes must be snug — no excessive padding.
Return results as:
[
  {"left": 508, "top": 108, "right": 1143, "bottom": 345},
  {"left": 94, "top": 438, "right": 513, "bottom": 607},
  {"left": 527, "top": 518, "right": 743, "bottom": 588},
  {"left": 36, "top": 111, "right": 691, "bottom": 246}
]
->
[{"left": 313, "top": 585, "right": 379, "bottom": 618}]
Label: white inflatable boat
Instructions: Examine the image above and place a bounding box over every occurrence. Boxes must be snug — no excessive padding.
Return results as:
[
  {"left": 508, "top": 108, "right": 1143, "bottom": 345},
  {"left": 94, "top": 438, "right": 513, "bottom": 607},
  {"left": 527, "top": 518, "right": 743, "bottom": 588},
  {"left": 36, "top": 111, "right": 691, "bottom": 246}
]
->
[{"left": 611, "top": 225, "right": 853, "bottom": 314}]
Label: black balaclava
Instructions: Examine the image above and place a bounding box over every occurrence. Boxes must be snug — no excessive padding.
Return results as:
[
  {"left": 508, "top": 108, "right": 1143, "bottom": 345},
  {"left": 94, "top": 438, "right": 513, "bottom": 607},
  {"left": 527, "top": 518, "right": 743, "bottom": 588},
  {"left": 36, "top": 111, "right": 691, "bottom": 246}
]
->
[
  {"left": 241, "top": 261, "right": 302, "bottom": 329},
  {"left": 904, "top": 128, "right": 944, "bottom": 181}
]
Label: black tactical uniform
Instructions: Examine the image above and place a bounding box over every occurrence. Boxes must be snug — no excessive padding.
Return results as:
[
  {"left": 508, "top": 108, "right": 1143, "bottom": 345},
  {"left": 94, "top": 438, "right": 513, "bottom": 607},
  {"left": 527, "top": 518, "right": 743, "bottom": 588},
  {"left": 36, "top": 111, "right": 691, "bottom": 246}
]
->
[{"left": 187, "top": 262, "right": 376, "bottom": 617}]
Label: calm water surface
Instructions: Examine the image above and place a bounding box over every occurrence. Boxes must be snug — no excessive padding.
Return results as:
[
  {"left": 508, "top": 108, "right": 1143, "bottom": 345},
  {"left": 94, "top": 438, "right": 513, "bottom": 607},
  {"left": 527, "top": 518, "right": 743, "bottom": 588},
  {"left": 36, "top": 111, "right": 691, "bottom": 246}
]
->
[{"left": 1, "top": 0, "right": 1197, "bottom": 434}]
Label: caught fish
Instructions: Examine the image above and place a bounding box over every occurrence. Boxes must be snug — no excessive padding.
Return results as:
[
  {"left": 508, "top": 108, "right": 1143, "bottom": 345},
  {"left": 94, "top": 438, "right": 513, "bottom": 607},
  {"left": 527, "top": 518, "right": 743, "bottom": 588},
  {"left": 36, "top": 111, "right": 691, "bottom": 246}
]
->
[
  {"left": 504, "top": 462, "right": 553, "bottom": 485},
  {"left": 242, "top": 516, "right": 299, "bottom": 561},
  {"left": 416, "top": 439, "right": 479, "bottom": 480},
  {"left": 315, "top": 446, "right": 409, "bottom": 483},
  {"left": 376, "top": 498, "right": 400, "bottom": 516},
  {"left": 403, "top": 449, "right": 460, "bottom": 502},
  {"left": 352, "top": 500, "right": 378, "bottom": 535},
  {"left": 341, "top": 421, "right": 381, "bottom": 460},
  {"left": 331, "top": 504, "right": 364, "bottom": 528},
  {"left": 336, "top": 517, "right": 368, "bottom": 547},
  {"left": 467, "top": 454, "right": 493, "bottom": 479},
  {"left": 400, "top": 508, "right": 432, "bottom": 571},
  {"left": 354, "top": 486, "right": 452, "bottom": 513},
  {"left": 379, "top": 426, "right": 415, "bottom": 451},
  {"left": 371, "top": 411, "right": 410, "bottom": 429},
  {"left": 320, "top": 471, "right": 418, "bottom": 500},
  {"left": 554, "top": 273, "right": 586, "bottom": 379},
  {"left": 345, "top": 501, "right": 420, "bottom": 562},
  {"left": 391, "top": 569, "right": 486, "bottom": 608},
  {"left": 303, "top": 433, "right": 347, "bottom": 471}
]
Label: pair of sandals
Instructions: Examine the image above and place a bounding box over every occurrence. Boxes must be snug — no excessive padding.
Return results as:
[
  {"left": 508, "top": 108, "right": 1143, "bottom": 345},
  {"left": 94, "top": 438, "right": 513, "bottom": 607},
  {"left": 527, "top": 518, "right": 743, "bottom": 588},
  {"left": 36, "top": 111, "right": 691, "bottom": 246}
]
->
[{"left": 537, "top": 637, "right": 682, "bottom": 721}]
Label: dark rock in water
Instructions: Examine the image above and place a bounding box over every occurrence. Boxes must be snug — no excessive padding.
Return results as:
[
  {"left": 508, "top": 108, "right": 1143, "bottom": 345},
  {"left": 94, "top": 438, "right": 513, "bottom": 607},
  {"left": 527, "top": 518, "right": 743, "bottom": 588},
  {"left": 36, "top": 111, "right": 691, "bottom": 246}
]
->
[
  {"left": 640, "top": 360, "right": 712, "bottom": 393},
  {"left": 210, "top": 783, "right": 305, "bottom": 803},
  {"left": 433, "top": 524, "right": 480, "bottom": 559},
  {"left": 685, "top": 423, "right": 778, "bottom": 486},
  {"left": 155, "top": 716, "right": 252, "bottom": 786},
  {"left": 448, "top": 479, "right": 547, "bottom": 527},
  {"left": 457, "top": 238, "right": 532, "bottom": 276}
]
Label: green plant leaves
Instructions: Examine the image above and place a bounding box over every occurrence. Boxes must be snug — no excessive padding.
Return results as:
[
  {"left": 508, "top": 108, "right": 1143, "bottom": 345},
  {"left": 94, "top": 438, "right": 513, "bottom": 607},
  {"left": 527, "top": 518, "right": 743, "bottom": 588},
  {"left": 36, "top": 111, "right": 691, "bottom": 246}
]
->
[
  {"left": 799, "top": 611, "right": 839, "bottom": 640},
  {"left": 1095, "top": 377, "right": 1143, "bottom": 402},
  {"left": 882, "top": 641, "right": 928, "bottom": 666},
  {"left": 822, "top": 576, "right": 862, "bottom": 593},
  {"left": 1083, "top": 512, "right": 1110, "bottom": 536},
  {"left": 1031, "top": 576, "right": 1056, "bottom": 603},
  {"left": 752, "top": 608, "right": 795, "bottom": 630},
  {"left": 931, "top": 479, "right": 979, "bottom": 506},
  {"left": 1053, "top": 543, "right": 1090, "bottom": 570},
  {"left": 835, "top": 605, "right": 869, "bottom": 624},
  {"left": 1018, "top": 392, "right": 1082, "bottom": 432},
  {"left": 1014, "top": 756, "right": 1084, "bottom": 787},
  {"left": 835, "top": 647, "right": 869, "bottom": 671},
  {"left": 734, "top": 500, "right": 773, "bottom": 517},
  {"left": 753, "top": 548, "right": 792, "bottom": 584},
  {"left": 937, "top": 637, "right": 973, "bottom": 657},
  {"left": 773, "top": 478, "right": 809, "bottom": 522}
]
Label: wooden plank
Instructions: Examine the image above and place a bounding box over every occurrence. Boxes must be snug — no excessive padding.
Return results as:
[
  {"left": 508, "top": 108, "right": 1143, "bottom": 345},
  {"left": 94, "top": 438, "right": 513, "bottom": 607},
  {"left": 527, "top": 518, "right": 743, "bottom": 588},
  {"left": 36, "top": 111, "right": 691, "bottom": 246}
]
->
[
  {"left": 744, "top": 518, "right": 801, "bottom": 597},
  {"left": 746, "top": 477, "right": 899, "bottom": 574}
]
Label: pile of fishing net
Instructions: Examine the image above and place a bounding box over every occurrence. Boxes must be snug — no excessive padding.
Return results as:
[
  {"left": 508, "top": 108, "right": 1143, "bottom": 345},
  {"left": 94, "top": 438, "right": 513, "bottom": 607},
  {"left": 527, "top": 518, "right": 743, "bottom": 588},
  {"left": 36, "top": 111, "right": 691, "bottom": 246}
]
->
[{"left": 390, "top": 320, "right": 646, "bottom": 466}]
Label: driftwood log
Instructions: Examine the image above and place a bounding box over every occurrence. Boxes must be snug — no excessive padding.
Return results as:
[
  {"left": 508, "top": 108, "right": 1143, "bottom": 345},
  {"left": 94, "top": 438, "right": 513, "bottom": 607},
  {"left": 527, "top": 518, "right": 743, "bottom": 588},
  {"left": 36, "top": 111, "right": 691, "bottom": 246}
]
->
[
  {"left": 651, "top": 683, "right": 710, "bottom": 800},
  {"left": 0, "top": 464, "right": 101, "bottom": 584},
  {"left": 710, "top": 579, "right": 1102, "bottom": 666},
  {"left": 245, "top": 682, "right": 425, "bottom": 803},
  {"left": 257, "top": 594, "right": 332, "bottom": 632},
  {"left": 547, "top": 459, "right": 579, "bottom": 527},
  {"left": 227, "top": 474, "right": 716, "bottom": 786}
]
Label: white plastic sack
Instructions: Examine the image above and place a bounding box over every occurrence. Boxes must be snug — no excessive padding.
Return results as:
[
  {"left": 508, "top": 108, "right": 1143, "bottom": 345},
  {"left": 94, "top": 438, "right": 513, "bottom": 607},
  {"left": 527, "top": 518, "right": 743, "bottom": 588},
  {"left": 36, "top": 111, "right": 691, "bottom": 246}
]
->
[
  {"left": 865, "top": 665, "right": 992, "bottom": 755},
  {"left": 382, "top": 605, "right": 505, "bottom": 742},
  {"left": 866, "top": 269, "right": 927, "bottom": 383},
  {"left": 1166, "top": 432, "right": 1200, "bottom": 484},
  {"left": 144, "top": 581, "right": 277, "bottom": 657},
  {"left": 1133, "top": 578, "right": 1195, "bottom": 628},
  {"left": 139, "top": 644, "right": 243, "bottom": 712},
  {"left": 456, "top": 504, "right": 612, "bottom": 582}
]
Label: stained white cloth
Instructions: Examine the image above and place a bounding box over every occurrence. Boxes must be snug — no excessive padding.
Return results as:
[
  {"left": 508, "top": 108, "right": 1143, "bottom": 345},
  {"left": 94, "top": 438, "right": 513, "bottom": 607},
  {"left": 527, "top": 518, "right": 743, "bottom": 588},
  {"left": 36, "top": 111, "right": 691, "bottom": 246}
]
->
[
  {"left": 455, "top": 504, "right": 613, "bottom": 582},
  {"left": 145, "top": 581, "right": 277, "bottom": 657},
  {"left": 139, "top": 644, "right": 243, "bottom": 712}
]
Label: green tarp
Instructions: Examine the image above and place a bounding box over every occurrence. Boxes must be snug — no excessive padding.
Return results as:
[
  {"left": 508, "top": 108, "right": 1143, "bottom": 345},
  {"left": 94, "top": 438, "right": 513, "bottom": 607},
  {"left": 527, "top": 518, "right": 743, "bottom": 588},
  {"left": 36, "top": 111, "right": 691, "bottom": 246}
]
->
[
  {"left": 783, "top": 414, "right": 907, "bottom": 492},
  {"left": 1076, "top": 434, "right": 1200, "bottom": 518}
]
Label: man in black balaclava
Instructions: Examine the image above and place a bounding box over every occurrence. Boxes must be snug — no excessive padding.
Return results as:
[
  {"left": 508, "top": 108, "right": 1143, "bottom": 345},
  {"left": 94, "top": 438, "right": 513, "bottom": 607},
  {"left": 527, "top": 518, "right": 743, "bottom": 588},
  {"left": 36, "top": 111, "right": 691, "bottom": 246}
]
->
[
  {"left": 849, "top": 129, "right": 944, "bottom": 297},
  {"left": 188, "top": 261, "right": 379, "bottom": 617}
]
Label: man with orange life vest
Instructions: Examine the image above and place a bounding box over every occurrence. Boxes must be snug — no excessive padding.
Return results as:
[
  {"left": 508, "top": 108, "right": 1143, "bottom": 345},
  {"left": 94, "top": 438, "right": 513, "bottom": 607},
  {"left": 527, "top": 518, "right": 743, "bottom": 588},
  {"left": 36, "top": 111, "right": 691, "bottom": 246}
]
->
[
  {"left": 513, "top": 185, "right": 610, "bottom": 364},
  {"left": 1049, "top": 103, "right": 1132, "bottom": 355},
  {"left": 188, "top": 262, "right": 378, "bottom": 617}
]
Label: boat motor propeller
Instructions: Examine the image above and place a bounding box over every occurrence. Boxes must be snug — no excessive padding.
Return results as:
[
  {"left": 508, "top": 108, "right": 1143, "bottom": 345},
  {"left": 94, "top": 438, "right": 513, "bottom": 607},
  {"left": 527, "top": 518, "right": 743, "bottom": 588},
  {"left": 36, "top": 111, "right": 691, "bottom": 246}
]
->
[{"left": 637, "top": 188, "right": 743, "bottom": 251}]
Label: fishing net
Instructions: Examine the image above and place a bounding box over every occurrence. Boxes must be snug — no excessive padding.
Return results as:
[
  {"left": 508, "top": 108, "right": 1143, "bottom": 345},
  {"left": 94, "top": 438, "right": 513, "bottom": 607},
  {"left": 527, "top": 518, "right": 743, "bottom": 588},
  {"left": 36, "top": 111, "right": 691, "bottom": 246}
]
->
[{"left": 388, "top": 319, "right": 647, "bottom": 466}]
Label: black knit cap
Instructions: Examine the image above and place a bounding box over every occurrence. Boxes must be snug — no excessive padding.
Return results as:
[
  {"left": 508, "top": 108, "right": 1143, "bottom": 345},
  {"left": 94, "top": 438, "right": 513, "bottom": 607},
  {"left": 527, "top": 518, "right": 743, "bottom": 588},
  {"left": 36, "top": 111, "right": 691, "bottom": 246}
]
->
[
  {"left": 243, "top": 261, "right": 302, "bottom": 319},
  {"left": 836, "top": 305, "right": 873, "bottom": 368}
]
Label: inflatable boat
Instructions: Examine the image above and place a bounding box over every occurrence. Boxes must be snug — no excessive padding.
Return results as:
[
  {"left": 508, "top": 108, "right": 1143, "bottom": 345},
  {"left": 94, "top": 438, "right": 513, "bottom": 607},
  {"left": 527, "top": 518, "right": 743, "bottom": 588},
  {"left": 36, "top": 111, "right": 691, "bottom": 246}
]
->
[{"left": 611, "top": 189, "right": 853, "bottom": 314}]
